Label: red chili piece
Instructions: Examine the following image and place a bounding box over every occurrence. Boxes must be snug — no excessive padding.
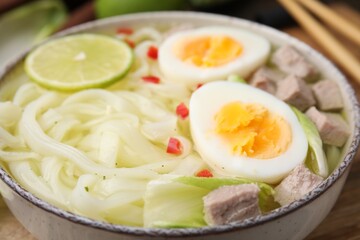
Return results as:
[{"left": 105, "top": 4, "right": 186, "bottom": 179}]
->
[
  {"left": 176, "top": 102, "right": 189, "bottom": 119},
  {"left": 117, "top": 27, "right": 133, "bottom": 35},
  {"left": 196, "top": 83, "right": 203, "bottom": 89},
  {"left": 124, "top": 39, "right": 135, "bottom": 48},
  {"left": 147, "top": 46, "right": 158, "bottom": 60},
  {"left": 166, "top": 137, "right": 182, "bottom": 155},
  {"left": 142, "top": 76, "right": 160, "bottom": 84},
  {"left": 196, "top": 169, "right": 213, "bottom": 178}
]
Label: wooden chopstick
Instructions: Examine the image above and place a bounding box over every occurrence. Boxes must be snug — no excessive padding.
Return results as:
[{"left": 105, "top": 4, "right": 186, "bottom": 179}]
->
[
  {"left": 296, "top": 0, "right": 360, "bottom": 46},
  {"left": 277, "top": 0, "right": 360, "bottom": 85}
]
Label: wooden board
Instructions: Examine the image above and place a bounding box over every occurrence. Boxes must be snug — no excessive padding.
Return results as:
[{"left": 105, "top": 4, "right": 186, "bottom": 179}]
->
[{"left": 0, "top": 2, "right": 360, "bottom": 240}]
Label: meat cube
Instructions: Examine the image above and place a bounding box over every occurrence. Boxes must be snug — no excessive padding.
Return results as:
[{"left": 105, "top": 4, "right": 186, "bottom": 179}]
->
[
  {"left": 306, "top": 107, "right": 350, "bottom": 147},
  {"left": 272, "top": 45, "right": 318, "bottom": 81},
  {"left": 252, "top": 67, "right": 286, "bottom": 82},
  {"left": 203, "top": 184, "right": 260, "bottom": 226},
  {"left": 250, "top": 74, "right": 276, "bottom": 94},
  {"left": 312, "top": 80, "right": 344, "bottom": 111},
  {"left": 276, "top": 75, "right": 316, "bottom": 111},
  {"left": 250, "top": 67, "right": 285, "bottom": 94},
  {"left": 275, "top": 164, "right": 323, "bottom": 206}
]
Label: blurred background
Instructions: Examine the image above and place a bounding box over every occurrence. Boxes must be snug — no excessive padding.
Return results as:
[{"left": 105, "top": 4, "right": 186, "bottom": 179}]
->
[{"left": 0, "top": 0, "right": 360, "bottom": 68}]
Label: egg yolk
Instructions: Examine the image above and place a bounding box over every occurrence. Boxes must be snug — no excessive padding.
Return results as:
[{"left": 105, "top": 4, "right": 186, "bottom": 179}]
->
[
  {"left": 173, "top": 35, "right": 243, "bottom": 67},
  {"left": 215, "top": 102, "right": 291, "bottom": 159}
]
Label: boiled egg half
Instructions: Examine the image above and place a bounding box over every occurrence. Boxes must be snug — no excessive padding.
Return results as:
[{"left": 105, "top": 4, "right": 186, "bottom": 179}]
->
[
  {"left": 189, "top": 81, "right": 308, "bottom": 184},
  {"left": 159, "top": 26, "right": 270, "bottom": 86}
]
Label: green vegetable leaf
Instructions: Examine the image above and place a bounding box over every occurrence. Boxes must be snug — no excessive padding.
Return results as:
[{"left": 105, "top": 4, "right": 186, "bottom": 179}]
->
[
  {"left": 176, "top": 176, "right": 278, "bottom": 213},
  {"left": 0, "top": 0, "right": 67, "bottom": 67},
  {"left": 292, "top": 107, "right": 328, "bottom": 178},
  {"left": 143, "top": 175, "right": 277, "bottom": 228},
  {"left": 325, "top": 144, "right": 341, "bottom": 174},
  {"left": 227, "top": 75, "right": 247, "bottom": 84},
  {"left": 143, "top": 177, "right": 208, "bottom": 228},
  {"left": 175, "top": 176, "right": 258, "bottom": 190}
]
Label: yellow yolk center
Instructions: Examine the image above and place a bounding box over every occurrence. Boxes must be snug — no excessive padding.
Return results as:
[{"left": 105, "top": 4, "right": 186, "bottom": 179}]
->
[
  {"left": 215, "top": 102, "right": 292, "bottom": 159},
  {"left": 174, "top": 35, "right": 243, "bottom": 67}
]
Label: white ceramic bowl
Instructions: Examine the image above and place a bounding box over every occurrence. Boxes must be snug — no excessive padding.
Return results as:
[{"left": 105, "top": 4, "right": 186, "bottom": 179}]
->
[{"left": 0, "top": 12, "right": 359, "bottom": 240}]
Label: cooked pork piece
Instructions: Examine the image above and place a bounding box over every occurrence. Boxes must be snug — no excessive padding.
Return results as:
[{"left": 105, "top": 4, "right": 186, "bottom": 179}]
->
[
  {"left": 203, "top": 184, "right": 261, "bottom": 225},
  {"left": 306, "top": 107, "right": 350, "bottom": 147},
  {"left": 250, "top": 67, "right": 285, "bottom": 94},
  {"left": 272, "top": 45, "right": 318, "bottom": 81},
  {"left": 276, "top": 75, "right": 316, "bottom": 111},
  {"left": 250, "top": 73, "right": 276, "bottom": 94},
  {"left": 312, "top": 80, "right": 344, "bottom": 111},
  {"left": 260, "top": 67, "right": 286, "bottom": 82},
  {"left": 274, "top": 164, "right": 323, "bottom": 206}
]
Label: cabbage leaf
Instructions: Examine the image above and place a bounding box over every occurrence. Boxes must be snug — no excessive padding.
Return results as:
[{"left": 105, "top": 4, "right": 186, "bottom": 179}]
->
[
  {"left": 227, "top": 75, "right": 247, "bottom": 84},
  {"left": 143, "top": 175, "right": 277, "bottom": 228},
  {"left": 143, "top": 177, "right": 208, "bottom": 228},
  {"left": 176, "top": 176, "right": 278, "bottom": 213},
  {"left": 292, "top": 107, "right": 328, "bottom": 178},
  {"left": 325, "top": 144, "right": 341, "bottom": 174}
]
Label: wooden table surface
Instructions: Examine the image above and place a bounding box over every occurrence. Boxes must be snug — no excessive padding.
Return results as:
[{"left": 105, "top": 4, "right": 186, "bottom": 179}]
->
[{"left": 1, "top": 2, "right": 360, "bottom": 240}]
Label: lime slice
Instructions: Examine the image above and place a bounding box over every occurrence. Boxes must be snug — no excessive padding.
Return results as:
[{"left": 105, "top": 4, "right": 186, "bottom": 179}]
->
[{"left": 25, "top": 34, "right": 134, "bottom": 91}]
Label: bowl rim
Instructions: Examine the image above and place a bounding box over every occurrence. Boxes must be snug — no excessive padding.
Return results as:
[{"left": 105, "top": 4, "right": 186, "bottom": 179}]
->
[{"left": 0, "top": 11, "right": 359, "bottom": 238}]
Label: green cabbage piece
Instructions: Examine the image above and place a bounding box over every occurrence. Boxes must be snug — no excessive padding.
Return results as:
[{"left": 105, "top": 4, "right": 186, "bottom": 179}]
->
[
  {"left": 292, "top": 107, "right": 328, "bottom": 178},
  {"left": 143, "top": 175, "right": 277, "bottom": 228},
  {"left": 325, "top": 144, "right": 341, "bottom": 174},
  {"left": 143, "top": 177, "right": 208, "bottom": 228},
  {"left": 227, "top": 75, "right": 247, "bottom": 84}
]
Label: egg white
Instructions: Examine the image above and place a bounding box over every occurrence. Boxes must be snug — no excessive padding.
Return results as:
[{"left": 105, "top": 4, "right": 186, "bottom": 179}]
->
[
  {"left": 158, "top": 26, "right": 270, "bottom": 86},
  {"left": 189, "top": 81, "right": 308, "bottom": 184}
]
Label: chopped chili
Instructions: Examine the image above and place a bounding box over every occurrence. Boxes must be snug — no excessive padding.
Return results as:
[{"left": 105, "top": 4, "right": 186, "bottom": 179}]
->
[
  {"left": 196, "top": 169, "right": 213, "bottom": 178},
  {"left": 167, "top": 137, "right": 182, "bottom": 155},
  {"left": 176, "top": 102, "right": 189, "bottom": 119},
  {"left": 142, "top": 76, "right": 160, "bottom": 84},
  {"left": 117, "top": 27, "right": 133, "bottom": 35},
  {"left": 147, "top": 46, "right": 158, "bottom": 60}
]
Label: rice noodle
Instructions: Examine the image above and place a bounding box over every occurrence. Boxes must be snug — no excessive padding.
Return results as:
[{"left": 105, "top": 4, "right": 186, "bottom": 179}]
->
[
  {"left": 12, "top": 82, "right": 43, "bottom": 107},
  {"left": 0, "top": 126, "right": 25, "bottom": 149}
]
